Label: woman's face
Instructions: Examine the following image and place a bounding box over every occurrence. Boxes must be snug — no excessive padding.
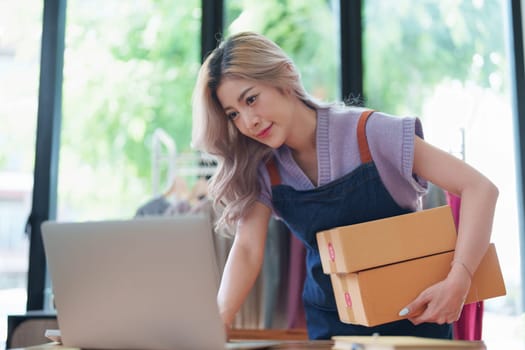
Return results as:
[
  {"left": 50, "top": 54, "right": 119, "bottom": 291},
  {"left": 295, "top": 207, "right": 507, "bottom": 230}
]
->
[{"left": 216, "top": 77, "right": 295, "bottom": 148}]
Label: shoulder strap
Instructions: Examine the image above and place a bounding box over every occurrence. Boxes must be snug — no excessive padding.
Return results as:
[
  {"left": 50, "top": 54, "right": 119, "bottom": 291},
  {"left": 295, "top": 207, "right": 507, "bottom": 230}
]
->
[
  {"left": 357, "top": 110, "right": 375, "bottom": 164},
  {"left": 266, "top": 158, "right": 281, "bottom": 186}
]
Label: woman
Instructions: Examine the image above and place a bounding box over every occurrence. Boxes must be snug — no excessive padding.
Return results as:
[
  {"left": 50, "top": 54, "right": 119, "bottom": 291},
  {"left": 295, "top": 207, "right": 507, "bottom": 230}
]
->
[{"left": 191, "top": 31, "right": 498, "bottom": 340}]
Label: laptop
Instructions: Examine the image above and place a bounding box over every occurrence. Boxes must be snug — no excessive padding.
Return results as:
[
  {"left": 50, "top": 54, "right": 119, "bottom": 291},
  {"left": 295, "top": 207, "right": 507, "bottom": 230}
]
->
[{"left": 42, "top": 214, "right": 276, "bottom": 350}]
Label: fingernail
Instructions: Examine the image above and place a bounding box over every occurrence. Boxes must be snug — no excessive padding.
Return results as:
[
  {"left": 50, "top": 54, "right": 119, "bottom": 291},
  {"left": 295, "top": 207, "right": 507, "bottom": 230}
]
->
[{"left": 399, "top": 307, "right": 409, "bottom": 316}]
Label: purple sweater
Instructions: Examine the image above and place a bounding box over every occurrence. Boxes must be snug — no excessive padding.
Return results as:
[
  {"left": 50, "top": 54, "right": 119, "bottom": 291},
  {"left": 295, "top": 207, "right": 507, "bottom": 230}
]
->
[{"left": 257, "top": 106, "right": 428, "bottom": 216}]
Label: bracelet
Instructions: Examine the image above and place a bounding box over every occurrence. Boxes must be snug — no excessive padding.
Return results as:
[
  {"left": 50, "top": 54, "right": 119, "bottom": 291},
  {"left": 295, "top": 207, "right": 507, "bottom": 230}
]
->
[{"left": 451, "top": 260, "right": 474, "bottom": 280}]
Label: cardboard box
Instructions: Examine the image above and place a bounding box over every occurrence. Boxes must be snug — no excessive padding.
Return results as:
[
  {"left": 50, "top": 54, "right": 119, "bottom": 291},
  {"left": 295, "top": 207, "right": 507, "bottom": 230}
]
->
[
  {"left": 317, "top": 206, "right": 457, "bottom": 273},
  {"left": 331, "top": 243, "right": 506, "bottom": 327}
]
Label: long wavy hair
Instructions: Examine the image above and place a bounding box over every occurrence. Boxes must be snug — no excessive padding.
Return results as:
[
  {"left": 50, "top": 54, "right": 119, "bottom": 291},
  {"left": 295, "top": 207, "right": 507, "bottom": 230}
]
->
[{"left": 191, "top": 32, "right": 321, "bottom": 234}]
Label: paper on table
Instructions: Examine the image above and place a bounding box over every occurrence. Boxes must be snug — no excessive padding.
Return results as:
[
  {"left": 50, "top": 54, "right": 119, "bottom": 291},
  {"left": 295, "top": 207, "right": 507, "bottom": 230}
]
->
[{"left": 332, "top": 335, "right": 486, "bottom": 350}]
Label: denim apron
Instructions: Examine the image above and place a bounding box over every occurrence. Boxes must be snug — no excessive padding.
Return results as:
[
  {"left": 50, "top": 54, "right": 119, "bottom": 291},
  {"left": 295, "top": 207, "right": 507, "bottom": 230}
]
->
[{"left": 266, "top": 110, "right": 452, "bottom": 340}]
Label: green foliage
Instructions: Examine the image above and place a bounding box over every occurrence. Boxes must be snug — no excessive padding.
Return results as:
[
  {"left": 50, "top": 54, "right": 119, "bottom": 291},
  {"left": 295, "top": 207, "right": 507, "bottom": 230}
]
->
[
  {"left": 62, "top": 0, "right": 200, "bottom": 185},
  {"left": 363, "top": 0, "right": 506, "bottom": 115},
  {"left": 61, "top": 0, "right": 506, "bottom": 191}
]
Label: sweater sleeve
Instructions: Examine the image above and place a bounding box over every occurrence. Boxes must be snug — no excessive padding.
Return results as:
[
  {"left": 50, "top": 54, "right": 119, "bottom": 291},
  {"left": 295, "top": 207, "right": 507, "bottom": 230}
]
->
[{"left": 366, "top": 111, "right": 428, "bottom": 210}]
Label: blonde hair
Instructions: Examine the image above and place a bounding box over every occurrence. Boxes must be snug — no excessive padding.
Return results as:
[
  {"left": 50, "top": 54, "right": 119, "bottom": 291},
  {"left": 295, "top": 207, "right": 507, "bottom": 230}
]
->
[{"left": 191, "top": 32, "right": 320, "bottom": 233}]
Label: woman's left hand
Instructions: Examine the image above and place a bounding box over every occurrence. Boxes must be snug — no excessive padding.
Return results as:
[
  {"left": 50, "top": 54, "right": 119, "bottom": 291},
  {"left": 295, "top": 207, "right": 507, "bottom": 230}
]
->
[{"left": 399, "top": 264, "right": 471, "bottom": 325}]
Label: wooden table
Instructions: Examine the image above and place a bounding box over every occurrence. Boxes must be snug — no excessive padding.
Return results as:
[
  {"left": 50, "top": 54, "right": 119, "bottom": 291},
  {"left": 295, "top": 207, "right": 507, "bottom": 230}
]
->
[
  {"left": 12, "top": 341, "right": 334, "bottom": 350},
  {"left": 10, "top": 329, "right": 334, "bottom": 350}
]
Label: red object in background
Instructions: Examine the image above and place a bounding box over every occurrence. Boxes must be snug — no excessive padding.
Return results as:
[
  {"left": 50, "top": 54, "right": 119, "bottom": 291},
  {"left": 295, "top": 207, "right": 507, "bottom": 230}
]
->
[{"left": 447, "top": 192, "right": 484, "bottom": 341}]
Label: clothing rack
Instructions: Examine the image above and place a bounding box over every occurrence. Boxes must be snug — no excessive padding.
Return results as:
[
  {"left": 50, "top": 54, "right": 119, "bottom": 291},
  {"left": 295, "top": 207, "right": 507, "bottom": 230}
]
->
[
  {"left": 151, "top": 128, "right": 177, "bottom": 196},
  {"left": 150, "top": 128, "right": 217, "bottom": 195},
  {"left": 174, "top": 152, "right": 217, "bottom": 178}
]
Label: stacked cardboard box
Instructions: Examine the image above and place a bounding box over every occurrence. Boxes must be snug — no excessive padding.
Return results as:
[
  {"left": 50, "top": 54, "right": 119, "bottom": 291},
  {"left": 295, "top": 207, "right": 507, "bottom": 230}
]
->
[{"left": 316, "top": 205, "right": 506, "bottom": 327}]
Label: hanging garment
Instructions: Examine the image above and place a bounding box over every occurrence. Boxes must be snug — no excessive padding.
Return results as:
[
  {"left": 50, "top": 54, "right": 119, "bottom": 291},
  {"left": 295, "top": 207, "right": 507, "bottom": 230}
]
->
[
  {"left": 134, "top": 196, "right": 171, "bottom": 217},
  {"left": 267, "top": 110, "right": 452, "bottom": 340},
  {"left": 447, "top": 192, "right": 484, "bottom": 341},
  {"left": 261, "top": 218, "right": 290, "bottom": 328},
  {"left": 286, "top": 233, "right": 307, "bottom": 329}
]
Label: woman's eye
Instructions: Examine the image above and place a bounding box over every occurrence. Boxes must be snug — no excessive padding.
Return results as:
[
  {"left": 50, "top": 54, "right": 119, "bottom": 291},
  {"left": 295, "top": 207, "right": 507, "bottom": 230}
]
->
[
  {"left": 246, "top": 95, "right": 257, "bottom": 105},
  {"left": 227, "top": 111, "right": 238, "bottom": 120}
]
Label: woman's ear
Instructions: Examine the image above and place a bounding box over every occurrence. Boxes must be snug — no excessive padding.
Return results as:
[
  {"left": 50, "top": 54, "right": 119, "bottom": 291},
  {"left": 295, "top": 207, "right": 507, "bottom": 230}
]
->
[{"left": 277, "top": 86, "right": 294, "bottom": 97}]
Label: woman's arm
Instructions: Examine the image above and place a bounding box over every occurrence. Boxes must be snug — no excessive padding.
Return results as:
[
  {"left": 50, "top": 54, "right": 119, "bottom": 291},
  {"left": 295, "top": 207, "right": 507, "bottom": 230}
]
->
[
  {"left": 217, "top": 201, "right": 272, "bottom": 327},
  {"left": 401, "top": 136, "right": 499, "bottom": 325}
]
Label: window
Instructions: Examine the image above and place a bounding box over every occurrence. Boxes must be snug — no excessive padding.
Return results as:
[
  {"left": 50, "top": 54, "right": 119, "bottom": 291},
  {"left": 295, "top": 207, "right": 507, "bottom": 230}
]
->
[
  {"left": 363, "top": 0, "right": 523, "bottom": 347},
  {"left": 0, "top": 2, "right": 42, "bottom": 348},
  {"left": 59, "top": 0, "right": 201, "bottom": 222}
]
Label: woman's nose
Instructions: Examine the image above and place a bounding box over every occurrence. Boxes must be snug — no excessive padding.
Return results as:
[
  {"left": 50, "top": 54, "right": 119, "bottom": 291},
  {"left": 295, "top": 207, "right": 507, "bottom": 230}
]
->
[{"left": 241, "top": 110, "right": 261, "bottom": 130}]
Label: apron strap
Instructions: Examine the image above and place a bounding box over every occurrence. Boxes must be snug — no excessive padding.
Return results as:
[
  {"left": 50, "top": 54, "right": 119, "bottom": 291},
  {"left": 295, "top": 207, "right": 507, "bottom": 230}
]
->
[
  {"left": 357, "top": 110, "right": 375, "bottom": 164},
  {"left": 266, "top": 157, "right": 281, "bottom": 186}
]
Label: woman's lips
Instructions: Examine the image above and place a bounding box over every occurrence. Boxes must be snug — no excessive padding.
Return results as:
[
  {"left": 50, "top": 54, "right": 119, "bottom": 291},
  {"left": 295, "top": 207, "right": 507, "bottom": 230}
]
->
[{"left": 257, "top": 124, "right": 273, "bottom": 138}]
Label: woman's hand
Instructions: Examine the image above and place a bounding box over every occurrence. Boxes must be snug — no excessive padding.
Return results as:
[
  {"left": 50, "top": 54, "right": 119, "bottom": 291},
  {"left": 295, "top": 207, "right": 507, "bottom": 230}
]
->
[{"left": 399, "top": 263, "right": 472, "bottom": 325}]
